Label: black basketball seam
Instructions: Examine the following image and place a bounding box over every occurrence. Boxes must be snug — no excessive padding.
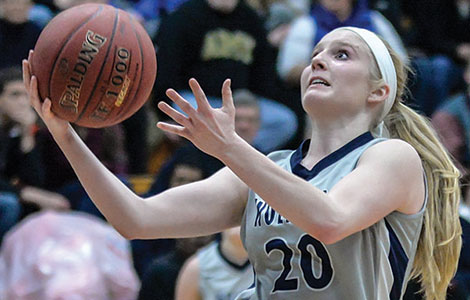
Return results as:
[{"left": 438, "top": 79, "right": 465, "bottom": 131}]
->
[
  {"left": 114, "top": 13, "right": 146, "bottom": 121},
  {"left": 48, "top": 5, "right": 104, "bottom": 100},
  {"left": 75, "top": 6, "right": 120, "bottom": 123}
]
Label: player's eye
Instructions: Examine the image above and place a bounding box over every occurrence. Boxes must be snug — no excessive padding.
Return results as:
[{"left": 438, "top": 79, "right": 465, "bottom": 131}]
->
[{"left": 335, "top": 50, "right": 349, "bottom": 60}]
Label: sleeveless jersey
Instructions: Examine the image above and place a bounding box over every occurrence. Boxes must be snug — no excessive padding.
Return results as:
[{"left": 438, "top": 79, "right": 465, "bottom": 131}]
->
[
  {"left": 236, "top": 132, "right": 426, "bottom": 300},
  {"left": 198, "top": 241, "right": 254, "bottom": 300}
]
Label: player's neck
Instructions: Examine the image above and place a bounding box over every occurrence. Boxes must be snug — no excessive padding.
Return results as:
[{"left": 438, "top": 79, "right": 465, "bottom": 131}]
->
[{"left": 303, "top": 122, "right": 369, "bottom": 169}]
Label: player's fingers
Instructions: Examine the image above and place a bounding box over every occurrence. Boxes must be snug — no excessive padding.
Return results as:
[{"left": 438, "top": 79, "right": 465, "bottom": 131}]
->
[
  {"left": 157, "top": 101, "right": 192, "bottom": 127},
  {"left": 188, "top": 78, "right": 212, "bottom": 114},
  {"left": 156, "top": 121, "right": 189, "bottom": 139},
  {"left": 22, "top": 59, "right": 31, "bottom": 91},
  {"left": 28, "top": 49, "right": 33, "bottom": 62},
  {"left": 29, "top": 76, "right": 43, "bottom": 113},
  {"left": 27, "top": 50, "right": 34, "bottom": 76},
  {"left": 42, "top": 98, "right": 53, "bottom": 117},
  {"left": 166, "top": 88, "right": 197, "bottom": 118},
  {"left": 221, "top": 79, "right": 235, "bottom": 112}
]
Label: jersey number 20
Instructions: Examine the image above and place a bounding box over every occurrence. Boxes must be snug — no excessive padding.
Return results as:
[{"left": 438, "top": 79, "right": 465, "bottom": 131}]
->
[{"left": 265, "top": 234, "right": 334, "bottom": 292}]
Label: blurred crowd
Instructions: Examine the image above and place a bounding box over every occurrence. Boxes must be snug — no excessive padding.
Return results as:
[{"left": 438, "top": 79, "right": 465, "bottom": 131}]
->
[{"left": 0, "top": 0, "right": 469, "bottom": 299}]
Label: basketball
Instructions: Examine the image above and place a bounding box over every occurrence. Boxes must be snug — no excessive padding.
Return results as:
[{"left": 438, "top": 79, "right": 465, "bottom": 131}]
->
[{"left": 30, "top": 3, "right": 157, "bottom": 128}]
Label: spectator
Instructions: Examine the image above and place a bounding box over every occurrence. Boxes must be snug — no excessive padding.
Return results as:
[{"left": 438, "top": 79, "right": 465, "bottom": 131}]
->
[
  {"left": 0, "top": 67, "right": 70, "bottom": 216},
  {"left": 233, "top": 89, "right": 261, "bottom": 145},
  {"left": 138, "top": 234, "right": 215, "bottom": 300},
  {"left": 110, "top": 0, "right": 190, "bottom": 37},
  {"left": 154, "top": 0, "right": 298, "bottom": 153},
  {"left": 132, "top": 144, "right": 220, "bottom": 278},
  {"left": 431, "top": 61, "right": 470, "bottom": 178},
  {"left": 173, "top": 89, "right": 260, "bottom": 300},
  {"left": 0, "top": 0, "right": 42, "bottom": 69},
  {"left": 398, "top": 0, "right": 470, "bottom": 116},
  {"left": 136, "top": 88, "right": 261, "bottom": 294},
  {"left": 277, "top": 0, "right": 407, "bottom": 86},
  {"left": 136, "top": 147, "right": 216, "bottom": 299}
]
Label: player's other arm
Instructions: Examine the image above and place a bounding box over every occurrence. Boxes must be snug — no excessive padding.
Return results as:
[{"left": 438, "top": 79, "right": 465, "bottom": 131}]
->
[{"left": 175, "top": 255, "right": 202, "bottom": 300}]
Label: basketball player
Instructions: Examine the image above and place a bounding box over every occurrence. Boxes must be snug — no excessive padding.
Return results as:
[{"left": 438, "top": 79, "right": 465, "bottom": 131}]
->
[
  {"left": 23, "top": 26, "right": 461, "bottom": 299},
  {"left": 175, "top": 226, "right": 253, "bottom": 300}
]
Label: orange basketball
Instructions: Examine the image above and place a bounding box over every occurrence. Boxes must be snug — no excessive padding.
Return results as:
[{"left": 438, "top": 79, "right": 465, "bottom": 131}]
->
[{"left": 31, "top": 3, "right": 157, "bottom": 128}]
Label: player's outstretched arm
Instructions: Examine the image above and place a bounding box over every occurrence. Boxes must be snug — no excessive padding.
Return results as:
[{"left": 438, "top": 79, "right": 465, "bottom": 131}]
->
[
  {"left": 158, "top": 78, "right": 425, "bottom": 244},
  {"left": 22, "top": 52, "right": 248, "bottom": 240}
]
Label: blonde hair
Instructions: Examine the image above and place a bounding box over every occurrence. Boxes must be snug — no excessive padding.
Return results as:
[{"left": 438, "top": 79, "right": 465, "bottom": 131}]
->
[{"left": 371, "top": 40, "right": 462, "bottom": 299}]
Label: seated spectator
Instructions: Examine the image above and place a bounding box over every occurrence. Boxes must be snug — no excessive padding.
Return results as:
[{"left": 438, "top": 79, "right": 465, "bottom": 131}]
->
[
  {"left": 110, "top": 0, "right": 190, "bottom": 38},
  {"left": 431, "top": 62, "right": 470, "bottom": 176},
  {"left": 135, "top": 145, "right": 217, "bottom": 297},
  {"left": 0, "top": 67, "right": 69, "bottom": 230},
  {"left": 175, "top": 226, "right": 253, "bottom": 300},
  {"left": 154, "top": 0, "right": 298, "bottom": 153},
  {"left": 0, "top": 0, "right": 42, "bottom": 69},
  {"left": 398, "top": 0, "right": 469, "bottom": 116},
  {"left": 138, "top": 234, "right": 215, "bottom": 300},
  {"left": 36, "top": 122, "right": 129, "bottom": 219},
  {"left": 136, "top": 88, "right": 262, "bottom": 295},
  {"left": 277, "top": 0, "right": 407, "bottom": 87},
  {"left": 132, "top": 143, "right": 221, "bottom": 278}
]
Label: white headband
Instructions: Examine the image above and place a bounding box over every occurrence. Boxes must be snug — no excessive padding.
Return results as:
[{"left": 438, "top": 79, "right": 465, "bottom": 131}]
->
[{"left": 331, "top": 27, "right": 397, "bottom": 122}]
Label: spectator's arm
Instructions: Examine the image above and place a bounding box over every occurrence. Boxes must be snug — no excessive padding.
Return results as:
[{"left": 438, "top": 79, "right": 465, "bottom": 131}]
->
[
  {"left": 276, "top": 16, "right": 315, "bottom": 85},
  {"left": 371, "top": 11, "right": 408, "bottom": 63}
]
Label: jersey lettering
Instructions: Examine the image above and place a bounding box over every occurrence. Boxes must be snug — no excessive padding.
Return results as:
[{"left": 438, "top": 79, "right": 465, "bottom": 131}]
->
[
  {"left": 264, "top": 234, "right": 334, "bottom": 293},
  {"left": 254, "top": 198, "right": 289, "bottom": 227}
]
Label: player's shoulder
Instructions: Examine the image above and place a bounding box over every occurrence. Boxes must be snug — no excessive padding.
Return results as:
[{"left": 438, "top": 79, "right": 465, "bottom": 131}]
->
[{"left": 362, "top": 138, "right": 422, "bottom": 171}]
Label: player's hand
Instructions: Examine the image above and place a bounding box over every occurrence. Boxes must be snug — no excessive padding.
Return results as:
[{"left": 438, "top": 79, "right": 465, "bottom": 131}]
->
[
  {"left": 157, "top": 78, "right": 240, "bottom": 159},
  {"left": 22, "top": 50, "right": 70, "bottom": 138}
]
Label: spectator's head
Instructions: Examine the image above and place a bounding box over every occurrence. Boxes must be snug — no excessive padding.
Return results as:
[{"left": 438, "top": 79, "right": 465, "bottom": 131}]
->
[
  {"left": 0, "top": 67, "right": 36, "bottom": 126},
  {"left": 53, "top": 0, "right": 107, "bottom": 11},
  {"left": 175, "top": 234, "right": 215, "bottom": 257},
  {"left": 169, "top": 164, "right": 204, "bottom": 188},
  {"left": 206, "top": 0, "right": 239, "bottom": 13},
  {"left": 0, "top": 0, "right": 33, "bottom": 24},
  {"left": 168, "top": 147, "right": 208, "bottom": 188},
  {"left": 233, "top": 89, "right": 260, "bottom": 145},
  {"left": 319, "top": 0, "right": 354, "bottom": 21}
]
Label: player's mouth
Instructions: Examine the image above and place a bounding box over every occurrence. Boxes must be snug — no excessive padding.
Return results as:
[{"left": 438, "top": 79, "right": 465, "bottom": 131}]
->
[{"left": 309, "top": 76, "right": 330, "bottom": 87}]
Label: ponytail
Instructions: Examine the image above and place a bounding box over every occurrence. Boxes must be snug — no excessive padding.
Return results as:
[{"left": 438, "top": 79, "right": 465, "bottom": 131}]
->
[
  {"left": 379, "top": 41, "right": 462, "bottom": 299},
  {"left": 386, "top": 103, "right": 462, "bottom": 299}
]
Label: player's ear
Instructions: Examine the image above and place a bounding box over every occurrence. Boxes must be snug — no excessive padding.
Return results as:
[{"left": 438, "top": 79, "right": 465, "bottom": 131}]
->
[{"left": 367, "top": 84, "right": 389, "bottom": 104}]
